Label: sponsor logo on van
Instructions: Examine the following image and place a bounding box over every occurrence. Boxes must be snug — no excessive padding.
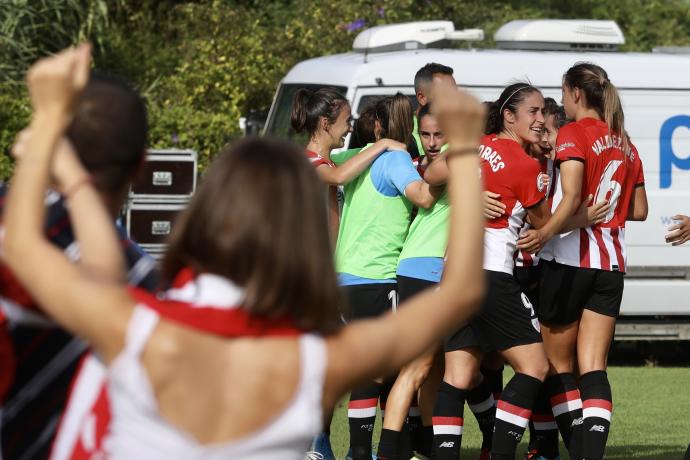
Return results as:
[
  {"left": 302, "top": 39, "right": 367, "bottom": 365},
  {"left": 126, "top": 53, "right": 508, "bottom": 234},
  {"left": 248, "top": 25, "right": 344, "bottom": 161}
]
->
[{"left": 660, "top": 115, "right": 690, "bottom": 189}]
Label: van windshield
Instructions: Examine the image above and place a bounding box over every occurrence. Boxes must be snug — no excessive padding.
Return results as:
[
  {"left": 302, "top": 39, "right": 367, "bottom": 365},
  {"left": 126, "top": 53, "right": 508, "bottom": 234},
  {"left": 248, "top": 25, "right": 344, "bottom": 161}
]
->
[{"left": 264, "top": 84, "right": 348, "bottom": 143}]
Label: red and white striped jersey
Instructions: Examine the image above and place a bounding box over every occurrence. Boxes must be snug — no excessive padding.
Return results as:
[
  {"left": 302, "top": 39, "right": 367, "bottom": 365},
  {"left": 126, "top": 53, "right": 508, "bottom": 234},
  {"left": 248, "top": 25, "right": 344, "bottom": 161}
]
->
[
  {"left": 515, "top": 157, "right": 557, "bottom": 268},
  {"left": 545, "top": 118, "right": 644, "bottom": 272},
  {"left": 480, "top": 135, "right": 546, "bottom": 275}
]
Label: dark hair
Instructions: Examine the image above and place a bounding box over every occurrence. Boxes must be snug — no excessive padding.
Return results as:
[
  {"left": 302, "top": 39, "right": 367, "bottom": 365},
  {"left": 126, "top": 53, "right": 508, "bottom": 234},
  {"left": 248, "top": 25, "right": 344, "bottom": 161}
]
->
[
  {"left": 485, "top": 83, "right": 541, "bottom": 135},
  {"left": 163, "top": 137, "right": 342, "bottom": 334},
  {"left": 352, "top": 102, "right": 378, "bottom": 147},
  {"left": 543, "top": 97, "right": 567, "bottom": 128},
  {"left": 563, "top": 62, "right": 625, "bottom": 140},
  {"left": 375, "top": 93, "right": 413, "bottom": 144},
  {"left": 65, "top": 73, "right": 148, "bottom": 196},
  {"left": 290, "top": 88, "right": 349, "bottom": 138},
  {"left": 414, "top": 62, "right": 454, "bottom": 94},
  {"left": 417, "top": 102, "right": 435, "bottom": 123}
]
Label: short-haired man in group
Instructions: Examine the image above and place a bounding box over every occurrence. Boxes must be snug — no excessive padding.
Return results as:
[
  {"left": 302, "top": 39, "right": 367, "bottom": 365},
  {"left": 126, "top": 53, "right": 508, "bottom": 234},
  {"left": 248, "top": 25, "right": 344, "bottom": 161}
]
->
[{"left": 409, "top": 63, "right": 456, "bottom": 158}]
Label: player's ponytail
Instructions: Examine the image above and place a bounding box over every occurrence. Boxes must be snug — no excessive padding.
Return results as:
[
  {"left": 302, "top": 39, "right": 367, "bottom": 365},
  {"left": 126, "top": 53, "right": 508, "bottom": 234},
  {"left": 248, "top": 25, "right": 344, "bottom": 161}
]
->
[
  {"left": 375, "top": 93, "right": 413, "bottom": 144},
  {"left": 290, "top": 88, "right": 349, "bottom": 138},
  {"left": 564, "top": 62, "right": 626, "bottom": 149}
]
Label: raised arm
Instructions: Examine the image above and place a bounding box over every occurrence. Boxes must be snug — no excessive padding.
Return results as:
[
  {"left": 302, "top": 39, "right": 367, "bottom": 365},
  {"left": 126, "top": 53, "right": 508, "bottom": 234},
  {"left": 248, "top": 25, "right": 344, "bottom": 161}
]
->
[
  {"left": 3, "top": 45, "right": 133, "bottom": 363},
  {"left": 324, "top": 87, "right": 486, "bottom": 407},
  {"left": 316, "top": 139, "right": 406, "bottom": 185}
]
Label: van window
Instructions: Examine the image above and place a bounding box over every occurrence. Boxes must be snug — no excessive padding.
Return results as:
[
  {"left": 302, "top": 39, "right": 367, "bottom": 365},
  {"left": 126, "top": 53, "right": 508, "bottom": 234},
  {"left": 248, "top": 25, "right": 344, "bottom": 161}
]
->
[{"left": 264, "top": 84, "right": 347, "bottom": 143}]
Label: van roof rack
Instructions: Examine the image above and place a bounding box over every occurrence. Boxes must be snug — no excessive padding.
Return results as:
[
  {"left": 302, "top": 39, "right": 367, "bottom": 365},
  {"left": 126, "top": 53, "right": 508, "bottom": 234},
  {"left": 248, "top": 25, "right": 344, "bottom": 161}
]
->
[
  {"left": 495, "top": 19, "right": 624, "bottom": 52},
  {"left": 353, "top": 21, "right": 484, "bottom": 54}
]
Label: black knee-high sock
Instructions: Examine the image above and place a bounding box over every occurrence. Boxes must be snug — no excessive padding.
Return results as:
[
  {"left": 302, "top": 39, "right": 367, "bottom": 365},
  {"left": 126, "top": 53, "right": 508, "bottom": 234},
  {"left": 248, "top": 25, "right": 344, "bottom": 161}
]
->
[
  {"left": 467, "top": 375, "right": 497, "bottom": 451},
  {"left": 349, "top": 383, "right": 381, "bottom": 460},
  {"left": 377, "top": 428, "right": 400, "bottom": 460},
  {"left": 432, "top": 381, "right": 467, "bottom": 460},
  {"left": 481, "top": 365, "right": 504, "bottom": 401},
  {"left": 545, "top": 372, "right": 583, "bottom": 458},
  {"left": 492, "top": 373, "right": 541, "bottom": 460},
  {"left": 530, "top": 385, "right": 560, "bottom": 458},
  {"left": 408, "top": 397, "right": 422, "bottom": 452},
  {"left": 580, "top": 371, "right": 613, "bottom": 460}
]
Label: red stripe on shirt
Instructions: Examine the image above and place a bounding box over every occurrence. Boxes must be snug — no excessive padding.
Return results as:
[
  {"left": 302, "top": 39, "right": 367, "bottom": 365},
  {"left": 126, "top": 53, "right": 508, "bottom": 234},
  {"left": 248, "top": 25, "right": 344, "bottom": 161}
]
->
[
  {"left": 610, "top": 227, "right": 625, "bottom": 271},
  {"left": 579, "top": 229, "right": 591, "bottom": 268},
  {"left": 592, "top": 227, "right": 611, "bottom": 270}
]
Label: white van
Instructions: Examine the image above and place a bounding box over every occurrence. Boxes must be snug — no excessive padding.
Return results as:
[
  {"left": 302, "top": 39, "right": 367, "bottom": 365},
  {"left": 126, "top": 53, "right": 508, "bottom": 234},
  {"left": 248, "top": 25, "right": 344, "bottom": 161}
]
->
[{"left": 264, "top": 20, "right": 690, "bottom": 340}]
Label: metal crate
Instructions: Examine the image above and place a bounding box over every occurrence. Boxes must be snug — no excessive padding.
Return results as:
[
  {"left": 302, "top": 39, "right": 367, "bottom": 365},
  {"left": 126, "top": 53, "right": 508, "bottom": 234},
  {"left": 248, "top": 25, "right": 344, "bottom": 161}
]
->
[
  {"left": 130, "top": 149, "right": 197, "bottom": 201},
  {"left": 125, "top": 200, "right": 188, "bottom": 247}
]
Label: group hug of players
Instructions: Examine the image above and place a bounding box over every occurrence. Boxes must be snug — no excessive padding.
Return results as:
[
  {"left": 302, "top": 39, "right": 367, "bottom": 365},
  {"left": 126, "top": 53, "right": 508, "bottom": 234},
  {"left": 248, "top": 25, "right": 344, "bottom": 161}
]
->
[
  {"left": 296, "top": 62, "right": 647, "bottom": 460},
  {"left": 0, "top": 44, "right": 651, "bottom": 460}
]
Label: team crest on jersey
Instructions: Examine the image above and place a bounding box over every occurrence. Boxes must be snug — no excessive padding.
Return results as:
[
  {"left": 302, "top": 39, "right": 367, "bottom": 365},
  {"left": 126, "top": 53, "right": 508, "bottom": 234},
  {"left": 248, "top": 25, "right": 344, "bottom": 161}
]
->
[{"left": 537, "top": 173, "right": 546, "bottom": 192}]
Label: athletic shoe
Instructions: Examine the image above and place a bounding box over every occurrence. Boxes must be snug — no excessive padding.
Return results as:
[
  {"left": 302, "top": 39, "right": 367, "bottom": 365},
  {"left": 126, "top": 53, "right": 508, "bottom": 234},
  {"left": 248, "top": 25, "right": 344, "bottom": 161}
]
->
[
  {"left": 477, "top": 447, "right": 490, "bottom": 460},
  {"left": 308, "top": 433, "right": 335, "bottom": 460},
  {"left": 304, "top": 452, "right": 324, "bottom": 460}
]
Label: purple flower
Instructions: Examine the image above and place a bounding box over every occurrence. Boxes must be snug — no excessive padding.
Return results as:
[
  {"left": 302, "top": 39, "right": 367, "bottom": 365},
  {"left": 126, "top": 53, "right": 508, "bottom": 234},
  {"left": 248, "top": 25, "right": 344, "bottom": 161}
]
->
[
  {"left": 347, "top": 19, "right": 366, "bottom": 32},
  {"left": 377, "top": 7, "right": 385, "bottom": 17},
  {"left": 172, "top": 132, "right": 179, "bottom": 144}
]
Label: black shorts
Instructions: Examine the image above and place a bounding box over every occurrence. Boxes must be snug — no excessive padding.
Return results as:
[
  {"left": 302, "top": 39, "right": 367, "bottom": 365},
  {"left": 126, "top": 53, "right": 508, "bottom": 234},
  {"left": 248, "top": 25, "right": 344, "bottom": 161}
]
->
[
  {"left": 514, "top": 265, "right": 542, "bottom": 311},
  {"left": 397, "top": 275, "right": 436, "bottom": 303},
  {"left": 538, "top": 260, "right": 624, "bottom": 325},
  {"left": 445, "top": 270, "right": 542, "bottom": 353},
  {"left": 342, "top": 282, "right": 398, "bottom": 321}
]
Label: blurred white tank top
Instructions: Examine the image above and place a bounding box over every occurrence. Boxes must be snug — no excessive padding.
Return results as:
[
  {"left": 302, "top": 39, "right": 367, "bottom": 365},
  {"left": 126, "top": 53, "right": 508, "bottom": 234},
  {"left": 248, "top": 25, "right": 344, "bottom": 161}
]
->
[{"left": 105, "top": 306, "right": 326, "bottom": 459}]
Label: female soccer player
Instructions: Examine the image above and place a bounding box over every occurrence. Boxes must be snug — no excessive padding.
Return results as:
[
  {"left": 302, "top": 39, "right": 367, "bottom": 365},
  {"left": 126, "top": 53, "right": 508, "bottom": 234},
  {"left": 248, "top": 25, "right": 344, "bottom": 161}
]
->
[
  {"left": 334, "top": 93, "right": 440, "bottom": 460},
  {"left": 4, "top": 45, "right": 486, "bottom": 460},
  {"left": 525, "top": 63, "right": 648, "bottom": 460},
  {"left": 430, "top": 83, "right": 552, "bottom": 460},
  {"left": 376, "top": 103, "right": 447, "bottom": 460},
  {"left": 291, "top": 89, "right": 405, "bottom": 242}
]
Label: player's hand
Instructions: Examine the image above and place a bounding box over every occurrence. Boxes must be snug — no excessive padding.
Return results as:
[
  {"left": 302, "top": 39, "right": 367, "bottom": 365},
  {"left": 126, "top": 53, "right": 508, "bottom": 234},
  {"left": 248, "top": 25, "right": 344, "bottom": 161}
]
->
[
  {"left": 483, "top": 191, "right": 506, "bottom": 219},
  {"left": 665, "top": 215, "right": 690, "bottom": 246},
  {"left": 26, "top": 43, "right": 91, "bottom": 119},
  {"left": 582, "top": 193, "right": 610, "bottom": 225},
  {"left": 380, "top": 139, "right": 407, "bottom": 152},
  {"left": 517, "top": 229, "right": 545, "bottom": 254},
  {"left": 431, "top": 86, "right": 485, "bottom": 152}
]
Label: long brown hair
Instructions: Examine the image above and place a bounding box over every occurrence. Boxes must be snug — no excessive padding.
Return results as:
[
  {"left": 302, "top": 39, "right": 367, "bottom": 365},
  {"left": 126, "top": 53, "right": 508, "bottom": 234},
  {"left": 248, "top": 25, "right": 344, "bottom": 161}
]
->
[
  {"left": 375, "top": 93, "right": 413, "bottom": 144},
  {"left": 163, "top": 138, "right": 343, "bottom": 334},
  {"left": 563, "top": 62, "right": 625, "bottom": 145}
]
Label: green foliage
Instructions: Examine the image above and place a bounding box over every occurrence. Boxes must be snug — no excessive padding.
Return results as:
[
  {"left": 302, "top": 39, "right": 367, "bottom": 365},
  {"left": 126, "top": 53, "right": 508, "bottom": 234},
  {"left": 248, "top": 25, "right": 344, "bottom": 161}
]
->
[{"left": 1, "top": 0, "right": 690, "bottom": 179}]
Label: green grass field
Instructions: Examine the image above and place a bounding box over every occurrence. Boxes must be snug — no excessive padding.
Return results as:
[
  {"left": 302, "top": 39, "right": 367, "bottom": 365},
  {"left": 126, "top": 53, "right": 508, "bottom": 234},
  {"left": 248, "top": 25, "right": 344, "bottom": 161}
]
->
[{"left": 326, "top": 367, "right": 690, "bottom": 459}]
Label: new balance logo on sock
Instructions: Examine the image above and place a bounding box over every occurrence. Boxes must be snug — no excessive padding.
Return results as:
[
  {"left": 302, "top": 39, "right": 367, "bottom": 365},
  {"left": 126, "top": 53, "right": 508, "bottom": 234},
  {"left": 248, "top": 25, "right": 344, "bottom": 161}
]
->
[
  {"left": 439, "top": 442, "right": 455, "bottom": 448},
  {"left": 571, "top": 417, "right": 583, "bottom": 427},
  {"left": 360, "top": 424, "right": 374, "bottom": 431},
  {"left": 589, "top": 425, "right": 606, "bottom": 433},
  {"left": 507, "top": 430, "right": 523, "bottom": 441}
]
